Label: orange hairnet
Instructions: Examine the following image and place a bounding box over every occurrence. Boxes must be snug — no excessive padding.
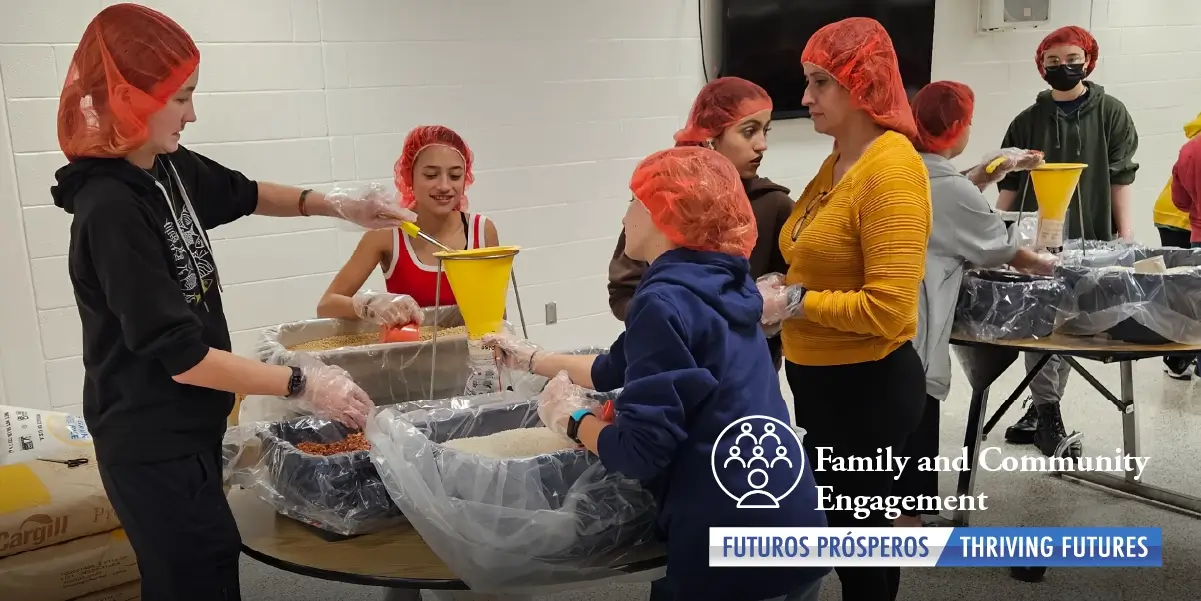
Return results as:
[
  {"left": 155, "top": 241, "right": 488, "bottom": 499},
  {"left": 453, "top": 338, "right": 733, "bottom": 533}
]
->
[
  {"left": 1036, "top": 26, "right": 1099, "bottom": 76},
  {"left": 673, "top": 77, "right": 773, "bottom": 146},
  {"left": 57, "top": 4, "right": 199, "bottom": 161},
  {"left": 800, "top": 17, "right": 917, "bottom": 138},
  {"left": 393, "top": 125, "right": 475, "bottom": 212},
  {"left": 911, "top": 81, "right": 975, "bottom": 154},
  {"left": 630, "top": 146, "right": 756, "bottom": 258}
]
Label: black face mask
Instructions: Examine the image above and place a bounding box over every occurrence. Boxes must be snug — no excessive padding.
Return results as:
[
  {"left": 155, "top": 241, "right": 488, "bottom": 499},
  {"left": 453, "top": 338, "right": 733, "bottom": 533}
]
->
[{"left": 1043, "top": 64, "right": 1087, "bottom": 92}]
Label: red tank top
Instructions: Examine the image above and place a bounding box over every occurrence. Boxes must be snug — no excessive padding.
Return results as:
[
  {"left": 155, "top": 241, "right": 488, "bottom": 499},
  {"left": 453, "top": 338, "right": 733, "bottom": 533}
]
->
[{"left": 383, "top": 213, "right": 488, "bottom": 307}]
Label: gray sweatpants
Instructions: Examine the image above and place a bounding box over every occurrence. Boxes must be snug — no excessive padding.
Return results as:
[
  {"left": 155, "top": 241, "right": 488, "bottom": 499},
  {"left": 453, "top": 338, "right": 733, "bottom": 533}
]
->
[{"left": 1026, "top": 352, "right": 1071, "bottom": 406}]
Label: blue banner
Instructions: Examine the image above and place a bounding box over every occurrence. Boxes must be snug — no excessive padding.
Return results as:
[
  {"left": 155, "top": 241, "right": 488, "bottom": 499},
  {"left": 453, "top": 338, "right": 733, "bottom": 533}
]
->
[{"left": 936, "top": 527, "right": 1162, "bottom": 567}]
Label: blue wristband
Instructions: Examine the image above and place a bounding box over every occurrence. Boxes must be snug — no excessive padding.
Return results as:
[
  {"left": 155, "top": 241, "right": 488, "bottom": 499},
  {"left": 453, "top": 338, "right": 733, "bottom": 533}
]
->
[{"left": 566, "top": 407, "right": 594, "bottom": 443}]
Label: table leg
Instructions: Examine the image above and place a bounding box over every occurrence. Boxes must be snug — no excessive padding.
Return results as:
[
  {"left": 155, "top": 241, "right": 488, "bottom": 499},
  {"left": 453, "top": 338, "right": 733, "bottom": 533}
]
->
[
  {"left": 980, "top": 353, "right": 1049, "bottom": 437},
  {"left": 1054, "top": 360, "right": 1201, "bottom": 517},
  {"left": 382, "top": 589, "right": 422, "bottom": 601},
  {"left": 951, "top": 384, "right": 991, "bottom": 526},
  {"left": 423, "top": 592, "right": 535, "bottom": 601}
]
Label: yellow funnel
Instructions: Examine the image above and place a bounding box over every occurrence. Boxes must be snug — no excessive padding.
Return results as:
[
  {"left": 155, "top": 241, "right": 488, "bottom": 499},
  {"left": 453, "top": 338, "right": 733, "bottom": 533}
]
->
[
  {"left": 434, "top": 246, "right": 521, "bottom": 339},
  {"left": 1029, "top": 163, "right": 1086, "bottom": 248}
]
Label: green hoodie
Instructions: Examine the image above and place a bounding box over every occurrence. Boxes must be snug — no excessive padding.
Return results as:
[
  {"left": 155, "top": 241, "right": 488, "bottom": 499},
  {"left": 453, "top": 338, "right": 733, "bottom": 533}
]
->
[{"left": 996, "top": 81, "right": 1139, "bottom": 241}]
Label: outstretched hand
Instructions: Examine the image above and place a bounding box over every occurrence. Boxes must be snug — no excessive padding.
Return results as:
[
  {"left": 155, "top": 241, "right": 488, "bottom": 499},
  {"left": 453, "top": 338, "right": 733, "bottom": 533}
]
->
[{"left": 326, "top": 183, "right": 417, "bottom": 230}]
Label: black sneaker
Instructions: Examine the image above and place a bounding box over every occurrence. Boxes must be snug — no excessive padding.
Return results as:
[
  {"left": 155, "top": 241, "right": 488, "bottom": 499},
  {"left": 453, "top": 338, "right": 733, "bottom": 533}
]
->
[
  {"left": 1034, "top": 403, "right": 1082, "bottom": 459},
  {"left": 1004, "top": 401, "right": 1038, "bottom": 444},
  {"left": 1010, "top": 566, "right": 1047, "bottom": 582},
  {"left": 1164, "top": 357, "right": 1193, "bottom": 381}
]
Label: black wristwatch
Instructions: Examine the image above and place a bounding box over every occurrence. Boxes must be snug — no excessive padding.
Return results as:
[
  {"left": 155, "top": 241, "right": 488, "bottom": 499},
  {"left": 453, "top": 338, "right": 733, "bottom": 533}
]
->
[
  {"left": 565, "top": 408, "right": 593, "bottom": 444},
  {"left": 286, "top": 366, "right": 306, "bottom": 398}
]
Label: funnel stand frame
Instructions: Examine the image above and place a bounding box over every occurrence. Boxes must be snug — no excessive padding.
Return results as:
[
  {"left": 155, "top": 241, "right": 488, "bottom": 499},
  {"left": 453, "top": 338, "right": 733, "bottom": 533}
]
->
[
  {"left": 1016, "top": 168, "right": 1088, "bottom": 257},
  {"left": 427, "top": 251, "right": 529, "bottom": 396}
]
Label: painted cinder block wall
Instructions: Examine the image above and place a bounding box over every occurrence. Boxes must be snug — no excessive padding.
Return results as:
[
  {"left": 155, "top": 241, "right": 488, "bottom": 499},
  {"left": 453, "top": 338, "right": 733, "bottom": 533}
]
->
[{"left": 0, "top": 0, "right": 1197, "bottom": 411}]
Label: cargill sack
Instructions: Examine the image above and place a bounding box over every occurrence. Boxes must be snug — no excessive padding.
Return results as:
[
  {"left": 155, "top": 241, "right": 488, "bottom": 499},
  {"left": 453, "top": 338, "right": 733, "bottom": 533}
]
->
[{"left": 0, "top": 456, "right": 119, "bottom": 558}]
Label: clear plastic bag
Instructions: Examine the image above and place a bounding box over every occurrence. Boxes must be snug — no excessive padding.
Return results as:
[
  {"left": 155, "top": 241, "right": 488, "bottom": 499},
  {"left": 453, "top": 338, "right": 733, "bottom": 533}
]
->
[
  {"left": 1055, "top": 246, "right": 1201, "bottom": 344},
  {"left": 997, "top": 211, "right": 1038, "bottom": 247},
  {"left": 954, "top": 269, "right": 1068, "bottom": 341},
  {"left": 365, "top": 390, "right": 657, "bottom": 594},
  {"left": 256, "top": 306, "right": 472, "bottom": 402},
  {"left": 222, "top": 415, "right": 404, "bottom": 537}
]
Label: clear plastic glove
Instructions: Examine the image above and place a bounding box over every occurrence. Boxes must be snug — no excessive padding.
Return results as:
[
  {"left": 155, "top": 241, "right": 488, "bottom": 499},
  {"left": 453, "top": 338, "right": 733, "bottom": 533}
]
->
[
  {"left": 326, "top": 183, "right": 417, "bottom": 230},
  {"left": 480, "top": 331, "right": 542, "bottom": 372},
  {"left": 1026, "top": 251, "right": 1060, "bottom": 276},
  {"left": 757, "top": 272, "right": 806, "bottom": 326},
  {"left": 967, "top": 148, "right": 1046, "bottom": 187},
  {"left": 292, "top": 359, "right": 374, "bottom": 430},
  {"left": 537, "top": 371, "right": 597, "bottom": 436},
  {"left": 351, "top": 290, "right": 422, "bottom": 326}
]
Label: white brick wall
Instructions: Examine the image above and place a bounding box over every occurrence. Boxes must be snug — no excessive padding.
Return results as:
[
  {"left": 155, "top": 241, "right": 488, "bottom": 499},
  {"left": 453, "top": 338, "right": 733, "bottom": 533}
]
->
[{"left": 0, "top": 0, "right": 1198, "bottom": 411}]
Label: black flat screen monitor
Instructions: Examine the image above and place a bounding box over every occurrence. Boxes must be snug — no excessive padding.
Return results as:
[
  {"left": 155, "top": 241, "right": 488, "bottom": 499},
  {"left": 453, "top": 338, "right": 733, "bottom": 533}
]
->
[{"left": 715, "top": 0, "right": 936, "bottom": 120}]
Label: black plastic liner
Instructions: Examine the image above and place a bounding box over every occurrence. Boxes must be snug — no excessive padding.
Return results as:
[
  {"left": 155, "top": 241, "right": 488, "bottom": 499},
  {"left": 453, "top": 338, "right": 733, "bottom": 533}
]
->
[
  {"left": 223, "top": 416, "right": 403, "bottom": 537},
  {"left": 1055, "top": 246, "right": 1201, "bottom": 344},
  {"left": 954, "top": 269, "right": 1068, "bottom": 341}
]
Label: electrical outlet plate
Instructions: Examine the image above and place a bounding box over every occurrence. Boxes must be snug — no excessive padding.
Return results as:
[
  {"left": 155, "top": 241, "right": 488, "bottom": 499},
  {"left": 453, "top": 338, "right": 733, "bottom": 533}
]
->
[
  {"left": 978, "top": 0, "right": 1049, "bottom": 33},
  {"left": 545, "top": 302, "right": 558, "bottom": 325}
]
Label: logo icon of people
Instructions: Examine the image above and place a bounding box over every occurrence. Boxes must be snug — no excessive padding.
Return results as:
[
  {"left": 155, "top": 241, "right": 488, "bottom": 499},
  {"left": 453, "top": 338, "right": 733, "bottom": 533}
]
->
[{"left": 710, "top": 416, "right": 806, "bottom": 509}]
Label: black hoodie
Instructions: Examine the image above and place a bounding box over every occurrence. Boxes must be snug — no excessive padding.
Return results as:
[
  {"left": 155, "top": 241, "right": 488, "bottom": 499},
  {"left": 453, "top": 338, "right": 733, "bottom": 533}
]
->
[{"left": 52, "top": 146, "right": 259, "bottom": 464}]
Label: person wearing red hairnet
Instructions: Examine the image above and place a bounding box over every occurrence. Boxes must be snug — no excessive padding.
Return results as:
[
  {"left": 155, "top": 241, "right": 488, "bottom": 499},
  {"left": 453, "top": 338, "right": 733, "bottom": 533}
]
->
[
  {"left": 1155, "top": 111, "right": 1201, "bottom": 379},
  {"left": 893, "top": 81, "right": 1055, "bottom": 530},
  {"left": 608, "top": 77, "right": 794, "bottom": 369},
  {"left": 318, "top": 125, "right": 499, "bottom": 322},
  {"left": 486, "top": 147, "right": 830, "bottom": 601},
  {"left": 996, "top": 25, "right": 1139, "bottom": 461},
  {"left": 50, "top": 6, "right": 416, "bottom": 599},
  {"left": 755, "top": 17, "right": 931, "bottom": 601}
]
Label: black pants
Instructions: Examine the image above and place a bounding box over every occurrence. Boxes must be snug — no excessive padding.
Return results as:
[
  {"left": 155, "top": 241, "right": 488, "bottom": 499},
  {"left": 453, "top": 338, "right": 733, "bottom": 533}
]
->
[
  {"left": 893, "top": 395, "right": 940, "bottom": 517},
  {"left": 786, "top": 342, "right": 926, "bottom": 601},
  {"left": 768, "top": 334, "right": 784, "bottom": 372},
  {"left": 97, "top": 447, "right": 242, "bottom": 601},
  {"left": 1157, "top": 227, "right": 1198, "bottom": 372}
]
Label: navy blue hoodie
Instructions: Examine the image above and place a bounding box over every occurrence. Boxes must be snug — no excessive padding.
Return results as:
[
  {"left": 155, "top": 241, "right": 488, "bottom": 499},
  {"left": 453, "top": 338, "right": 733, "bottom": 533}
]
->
[{"left": 590, "top": 248, "right": 830, "bottom": 601}]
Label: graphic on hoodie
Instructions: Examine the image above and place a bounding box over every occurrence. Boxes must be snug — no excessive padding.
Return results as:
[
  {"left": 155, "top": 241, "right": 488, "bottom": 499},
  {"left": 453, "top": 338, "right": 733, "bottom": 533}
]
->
[
  {"left": 157, "top": 159, "right": 216, "bottom": 306},
  {"left": 164, "top": 209, "right": 214, "bottom": 304}
]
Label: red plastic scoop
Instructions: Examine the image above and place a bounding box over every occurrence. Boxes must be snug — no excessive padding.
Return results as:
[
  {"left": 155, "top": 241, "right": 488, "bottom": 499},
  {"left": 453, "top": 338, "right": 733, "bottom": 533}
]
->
[{"left": 380, "top": 322, "right": 421, "bottom": 343}]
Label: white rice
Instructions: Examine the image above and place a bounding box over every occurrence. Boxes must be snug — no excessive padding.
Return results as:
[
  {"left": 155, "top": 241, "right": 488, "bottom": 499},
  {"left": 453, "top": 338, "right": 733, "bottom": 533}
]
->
[{"left": 441, "top": 427, "right": 576, "bottom": 458}]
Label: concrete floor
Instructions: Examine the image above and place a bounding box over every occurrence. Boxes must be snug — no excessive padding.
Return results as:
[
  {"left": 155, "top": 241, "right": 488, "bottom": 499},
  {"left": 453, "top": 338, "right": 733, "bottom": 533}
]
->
[{"left": 238, "top": 354, "right": 1201, "bottom": 600}]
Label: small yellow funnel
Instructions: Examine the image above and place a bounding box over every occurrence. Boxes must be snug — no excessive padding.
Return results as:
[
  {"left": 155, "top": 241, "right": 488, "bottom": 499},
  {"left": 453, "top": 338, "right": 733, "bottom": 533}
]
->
[
  {"left": 434, "top": 246, "right": 521, "bottom": 339},
  {"left": 1029, "top": 163, "right": 1086, "bottom": 248}
]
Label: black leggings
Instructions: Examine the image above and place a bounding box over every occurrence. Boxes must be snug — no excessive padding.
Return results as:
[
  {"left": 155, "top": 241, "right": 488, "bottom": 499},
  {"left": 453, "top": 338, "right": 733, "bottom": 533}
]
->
[
  {"left": 786, "top": 342, "right": 926, "bottom": 601},
  {"left": 894, "top": 395, "right": 941, "bottom": 517}
]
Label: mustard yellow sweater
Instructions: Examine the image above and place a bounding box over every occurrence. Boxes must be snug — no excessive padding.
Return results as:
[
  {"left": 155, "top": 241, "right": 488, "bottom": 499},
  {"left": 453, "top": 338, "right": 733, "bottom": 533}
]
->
[{"left": 778, "top": 131, "right": 932, "bottom": 366}]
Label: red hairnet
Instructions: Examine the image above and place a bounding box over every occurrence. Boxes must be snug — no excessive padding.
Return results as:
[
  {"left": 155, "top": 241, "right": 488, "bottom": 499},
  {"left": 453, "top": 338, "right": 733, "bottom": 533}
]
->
[
  {"left": 911, "top": 81, "right": 975, "bottom": 154},
  {"left": 800, "top": 17, "right": 917, "bottom": 138},
  {"left": 630, "top": 146, "right": 757, "bottom": 258},
  {"left": 674, "top": 77, "right": 773, "bottom": 146},
  {"left": 393, "top": 125, "right": 475, "bottom": 212},
  {"left": 57, "top": 4, "right": 199, "bottom": 161},
  {"left": 1036, "top": 26, "right": 1099, "bottom": 75}
]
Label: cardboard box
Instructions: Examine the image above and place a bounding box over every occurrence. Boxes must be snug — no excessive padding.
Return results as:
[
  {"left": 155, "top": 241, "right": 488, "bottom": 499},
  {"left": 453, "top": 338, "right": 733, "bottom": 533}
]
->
[
  {"left": 0, "top": 457, "right": 120, "bottom": 558},
  {"left": 72, "top": 579, "right": 141, "bottom": 601},
  {"left": 0, "top": 528, "right": 139, "bottom": 601}
]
